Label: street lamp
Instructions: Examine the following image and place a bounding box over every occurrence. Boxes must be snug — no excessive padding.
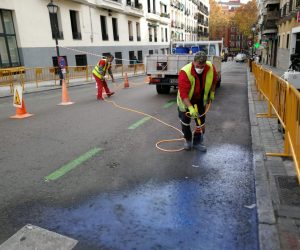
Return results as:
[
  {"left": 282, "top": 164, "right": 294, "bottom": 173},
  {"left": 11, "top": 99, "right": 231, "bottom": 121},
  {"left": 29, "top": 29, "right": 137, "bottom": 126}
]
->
[
  {"left": 251, "top": 25, "right": 256, "bottom": 59},
  {"left": 47, "top": 0, "right": 63, "bottom": 85}
]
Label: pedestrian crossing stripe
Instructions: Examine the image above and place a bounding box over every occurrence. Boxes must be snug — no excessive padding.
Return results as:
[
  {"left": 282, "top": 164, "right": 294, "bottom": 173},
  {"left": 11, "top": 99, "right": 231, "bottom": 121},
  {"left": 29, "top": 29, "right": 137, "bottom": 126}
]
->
[{"left": 13, "top": 86, "right": 22, "bottom": 108}]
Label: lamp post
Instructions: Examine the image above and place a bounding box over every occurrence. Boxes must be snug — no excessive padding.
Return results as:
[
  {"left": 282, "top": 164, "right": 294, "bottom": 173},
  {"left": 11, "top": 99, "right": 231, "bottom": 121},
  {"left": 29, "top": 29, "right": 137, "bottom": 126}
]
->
[
  {"left": 47, "top": 0, "right": 63, "bottom": 85},
  {"left": 251, "top": 25, "right": 256, "bottom": 59}
]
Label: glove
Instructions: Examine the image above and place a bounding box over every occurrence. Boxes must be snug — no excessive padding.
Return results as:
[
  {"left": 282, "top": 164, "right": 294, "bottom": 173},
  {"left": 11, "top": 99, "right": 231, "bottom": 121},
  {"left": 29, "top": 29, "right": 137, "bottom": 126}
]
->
[{"left": 188, "top": 106, "right": 198, "bottom": 118}]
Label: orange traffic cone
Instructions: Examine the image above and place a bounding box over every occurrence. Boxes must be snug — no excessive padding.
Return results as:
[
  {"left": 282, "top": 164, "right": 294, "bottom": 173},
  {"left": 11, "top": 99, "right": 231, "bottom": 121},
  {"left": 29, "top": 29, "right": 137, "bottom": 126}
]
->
[
  {"left": 58, "top": 79, "right": 74, "bottom": 105},
  {"left": 145, "top": 75, "right": 151, "bottom": 83},
  {"left": 10, "top": 99, "right": 33, "bottom": 119},
  {"left": 124, "top": 73, "right": 129, "bottom": 88}
]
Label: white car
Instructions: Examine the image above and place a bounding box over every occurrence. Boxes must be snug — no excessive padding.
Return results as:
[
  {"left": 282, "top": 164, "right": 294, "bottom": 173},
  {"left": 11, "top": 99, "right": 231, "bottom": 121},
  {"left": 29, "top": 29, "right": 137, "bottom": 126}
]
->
[{"left": 234, "top": 53, "right": 247, "bottom": 62}]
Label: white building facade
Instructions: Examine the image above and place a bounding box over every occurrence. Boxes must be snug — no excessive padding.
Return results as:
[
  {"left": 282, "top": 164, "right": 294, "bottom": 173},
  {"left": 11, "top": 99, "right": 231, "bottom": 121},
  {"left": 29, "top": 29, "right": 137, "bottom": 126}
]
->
[{"left": 0, "top": 0, "right": 210, "bottom": 68}]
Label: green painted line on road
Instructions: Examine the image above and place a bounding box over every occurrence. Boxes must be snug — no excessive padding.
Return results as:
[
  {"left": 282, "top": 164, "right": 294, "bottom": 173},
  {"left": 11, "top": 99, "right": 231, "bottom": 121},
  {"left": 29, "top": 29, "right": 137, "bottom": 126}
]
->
[
  {"left": 163, "top": 99, "right": 176, "bottom": 108},
  {"left": 45, "top": 147, "right": 102, "bottom": 181},
  {"left": 128, "top": 116, "right": 151, "bottom": 130}
]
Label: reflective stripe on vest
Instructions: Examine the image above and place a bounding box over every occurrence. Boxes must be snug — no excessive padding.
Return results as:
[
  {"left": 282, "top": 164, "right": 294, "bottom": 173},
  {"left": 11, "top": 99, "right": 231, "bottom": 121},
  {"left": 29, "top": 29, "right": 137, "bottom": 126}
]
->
[
  {"left": 92, "top": 59, "right": 109, "bottom": 79},
  {"left": 177, "top": 61, "right": 213, "bottom": 111}
]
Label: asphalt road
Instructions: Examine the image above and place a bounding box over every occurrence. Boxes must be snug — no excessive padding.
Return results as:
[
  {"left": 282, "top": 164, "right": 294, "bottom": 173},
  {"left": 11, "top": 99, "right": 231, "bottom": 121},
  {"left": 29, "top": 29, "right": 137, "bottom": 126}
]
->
[{"left": 0, "top": 61, "right": 258, "bottom": 249}]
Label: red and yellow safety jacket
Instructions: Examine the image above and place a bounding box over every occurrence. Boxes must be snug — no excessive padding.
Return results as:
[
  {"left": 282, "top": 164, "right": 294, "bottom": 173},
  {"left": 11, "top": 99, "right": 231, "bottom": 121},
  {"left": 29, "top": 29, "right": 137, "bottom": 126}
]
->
[
  {"left": 177, "top": 61, "right": 217, "bottom": 111},
  {"left": 92, "top": 59, "right": 112, "bottom": 80}
]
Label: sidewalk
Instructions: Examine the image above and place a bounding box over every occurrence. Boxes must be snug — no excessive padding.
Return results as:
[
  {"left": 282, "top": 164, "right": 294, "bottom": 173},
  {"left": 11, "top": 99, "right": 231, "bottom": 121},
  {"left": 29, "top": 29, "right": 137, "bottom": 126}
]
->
[{"left": 248, "top": 66, "right": 300, "bottom": 250}]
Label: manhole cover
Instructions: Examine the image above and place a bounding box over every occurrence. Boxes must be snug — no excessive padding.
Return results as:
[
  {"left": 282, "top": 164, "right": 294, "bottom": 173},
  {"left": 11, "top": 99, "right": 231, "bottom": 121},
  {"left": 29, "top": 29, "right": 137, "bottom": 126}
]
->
[{"left": 275, "top": 176, "right": 300, "bottom": 206}]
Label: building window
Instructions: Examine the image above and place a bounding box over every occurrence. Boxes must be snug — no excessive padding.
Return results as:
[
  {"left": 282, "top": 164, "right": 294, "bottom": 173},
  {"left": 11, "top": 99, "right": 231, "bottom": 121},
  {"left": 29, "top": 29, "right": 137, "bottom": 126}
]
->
[
  {"left": 286, "top": 34, "right": 289, "bottom": 49},
  {"left": 128, "top": 21, "right": 133, "bottom": 41},
  {"left": 75, "top": 54, "right": 87, "bottom": 66},
  {"left": 165, "top": 28, "right": 168, "bottom": 42},
  {"left": 147, "top": 0, "right": 151, "bottom": 12},
  {"left": 70, "top": 10, "right": 81, "bottom": 40},
  {"left": 100, "top": 15, "right": 108, "bottom": 41},
  {"left": 136, "top": 22, "right": 141, "bottom": 41},
  {"left": 148, "top": 27, "right": 152, "bottom": 42},
  {"left": 137, "top": 50, "right": 143, "bottom": 62},
  {"left": 0, "top": 9, "right": 20, "bottom": 67},
  {"left": 161, "top": 27, "right": 164, "bottom": 42},
  {"left": 49, "top": 9, "right": 63, "bottom": 39},
  {"left": 115, "top": 52, "right": 122, "bottom": 65},
  {"left": 129, "top": 51, "right": 135, "bottom": 64},
  {"left": 149, "top": 50, "right": 153, "bottom": 54},
  {"left": 112, "top": 18, "right": 119, "bottom": 41},
  {"left": 154, "top": 27, "right": 157, "bottom": 42}
]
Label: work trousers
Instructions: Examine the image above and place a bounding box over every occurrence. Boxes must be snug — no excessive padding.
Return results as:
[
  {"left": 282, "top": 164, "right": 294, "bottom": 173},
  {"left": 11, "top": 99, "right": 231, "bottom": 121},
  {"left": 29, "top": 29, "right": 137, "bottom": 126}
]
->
[
  {"left": 93, "top": 74, "right": 111, "bottom": 99},
  {"left": 178, "top": 102, "right": 206, "bottom": 145}
]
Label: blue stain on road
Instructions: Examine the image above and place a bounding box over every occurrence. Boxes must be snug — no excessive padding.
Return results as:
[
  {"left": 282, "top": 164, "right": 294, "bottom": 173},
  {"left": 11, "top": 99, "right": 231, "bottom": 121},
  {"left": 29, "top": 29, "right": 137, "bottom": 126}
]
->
[{"left": 11, "top": 177, "right": 258, "bottom": 250}]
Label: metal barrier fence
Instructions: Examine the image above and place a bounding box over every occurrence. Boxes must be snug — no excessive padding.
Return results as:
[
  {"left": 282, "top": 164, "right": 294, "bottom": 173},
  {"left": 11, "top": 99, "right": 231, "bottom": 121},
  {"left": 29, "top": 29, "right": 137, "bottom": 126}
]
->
[
  {"left": 252, "top": 62, "right": 300, "bottom": 183},
  {"left": 0, "top": 64, "right": 145, "bottom": 93}
]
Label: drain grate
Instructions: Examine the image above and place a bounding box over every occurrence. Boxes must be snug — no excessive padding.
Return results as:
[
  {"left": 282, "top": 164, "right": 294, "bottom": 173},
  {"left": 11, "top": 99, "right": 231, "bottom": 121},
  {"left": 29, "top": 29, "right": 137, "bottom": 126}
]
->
[{"left": 275, "top": 176, "right": 300, "bottom": 206}]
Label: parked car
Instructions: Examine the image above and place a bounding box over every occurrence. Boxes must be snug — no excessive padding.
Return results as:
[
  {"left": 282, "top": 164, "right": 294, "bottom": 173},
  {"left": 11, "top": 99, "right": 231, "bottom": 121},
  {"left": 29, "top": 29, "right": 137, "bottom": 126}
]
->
[{"left": 234, "top": 53, "right": 247, "bottom": 62}]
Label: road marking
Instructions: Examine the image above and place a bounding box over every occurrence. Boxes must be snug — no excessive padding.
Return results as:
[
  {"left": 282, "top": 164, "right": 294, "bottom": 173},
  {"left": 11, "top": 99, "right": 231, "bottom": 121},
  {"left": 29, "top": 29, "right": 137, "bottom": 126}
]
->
[
  {"left": 128, "top": 117, "right": 151, "bottom": 129},
  {"left": 45, "top": 147, "right": 102, "bottom": 181},
  {"left": 163, "top": 99, "right": 176, "bottom": 108}
]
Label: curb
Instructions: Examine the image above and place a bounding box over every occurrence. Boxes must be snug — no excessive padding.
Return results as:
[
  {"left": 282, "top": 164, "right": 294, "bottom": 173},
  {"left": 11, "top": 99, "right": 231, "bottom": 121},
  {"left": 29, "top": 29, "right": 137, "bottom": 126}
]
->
[{"left": 247, "top": 68, "right": 280, "bottom": 250}]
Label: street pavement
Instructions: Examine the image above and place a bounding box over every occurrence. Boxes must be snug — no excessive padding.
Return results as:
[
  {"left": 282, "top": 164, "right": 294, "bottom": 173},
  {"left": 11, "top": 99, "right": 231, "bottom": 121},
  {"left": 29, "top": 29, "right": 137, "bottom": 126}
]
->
[
  {"left": 248, "top": 62, "right": 300, "bottom": 250},
  {"left": 0, "top": 62, "right": 299, "bottom": 249}
]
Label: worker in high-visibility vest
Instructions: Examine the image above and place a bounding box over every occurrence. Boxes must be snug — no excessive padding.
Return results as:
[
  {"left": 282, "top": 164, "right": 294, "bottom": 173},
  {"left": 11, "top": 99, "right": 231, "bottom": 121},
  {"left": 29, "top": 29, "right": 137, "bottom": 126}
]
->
[
  {"left": 92, "top": 54, "right": 115, "bottom": 100},
  {"left": 177, "top": 51, "right": 217, "bottom": 152}
]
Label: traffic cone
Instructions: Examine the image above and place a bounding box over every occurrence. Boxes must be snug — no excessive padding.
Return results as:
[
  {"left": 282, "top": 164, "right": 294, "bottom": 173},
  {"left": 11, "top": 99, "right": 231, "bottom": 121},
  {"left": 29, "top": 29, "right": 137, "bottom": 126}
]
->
[
  {"left": 58, "top": 79, "right": 74, "bottom": 105},
  {"left": 124, "top": 73, "right": 129, "bottom": 88},
  {"left": 145, "top": 75, "right": 151, "bottom": 83},
  {"left": 10, "top": 99, "right": 33, "bottom": 119}
]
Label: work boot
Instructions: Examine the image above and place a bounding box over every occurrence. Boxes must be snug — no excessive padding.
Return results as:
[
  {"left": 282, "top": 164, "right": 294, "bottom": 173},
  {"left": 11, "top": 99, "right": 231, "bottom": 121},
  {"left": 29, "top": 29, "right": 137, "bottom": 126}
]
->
[
  {"left": 107, "top": 92, "right": 115, "bottom": 97},
  {"left": 183, "top": 140, "right": 192, "bottom": 151},
  {"left": 193, "top": 143, "right": 207, "bottom": 152}
]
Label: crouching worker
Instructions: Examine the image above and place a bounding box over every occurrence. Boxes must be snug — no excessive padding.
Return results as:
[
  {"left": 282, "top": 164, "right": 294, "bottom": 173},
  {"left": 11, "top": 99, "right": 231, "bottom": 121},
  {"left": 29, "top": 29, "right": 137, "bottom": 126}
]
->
[
  {"left": 177, "top": 51, "right": 217, "bottom": 151},
  {"left": 92, "top": 54, "right": 115, "bottom": 101}
]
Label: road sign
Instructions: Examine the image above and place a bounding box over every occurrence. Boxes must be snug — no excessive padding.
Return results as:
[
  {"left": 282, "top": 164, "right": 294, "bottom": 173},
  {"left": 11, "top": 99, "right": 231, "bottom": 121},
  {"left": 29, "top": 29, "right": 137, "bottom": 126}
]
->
[{"left": 13, "top": 86, "right": 23, "bottom": 108}]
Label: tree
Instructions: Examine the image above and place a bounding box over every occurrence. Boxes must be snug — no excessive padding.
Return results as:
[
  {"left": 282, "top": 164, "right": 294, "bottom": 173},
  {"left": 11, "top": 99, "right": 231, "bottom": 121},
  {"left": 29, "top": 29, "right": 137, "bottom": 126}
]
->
[
  {"left": 233, "top": 0, "right": 258, "bottom": 37},
  {"left": 209, "top": 0, "right": 231, "bottom": 40}
]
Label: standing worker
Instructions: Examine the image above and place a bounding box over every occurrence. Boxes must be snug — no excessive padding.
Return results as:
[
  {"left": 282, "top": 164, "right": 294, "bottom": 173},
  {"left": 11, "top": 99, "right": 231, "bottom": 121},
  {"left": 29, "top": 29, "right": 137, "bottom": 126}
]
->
[
  {"left": 92, "top": 54, "right": 115, "bottom": 100},
  {"left": 177, "top": 51, "right": 217, "bottom": 151}
]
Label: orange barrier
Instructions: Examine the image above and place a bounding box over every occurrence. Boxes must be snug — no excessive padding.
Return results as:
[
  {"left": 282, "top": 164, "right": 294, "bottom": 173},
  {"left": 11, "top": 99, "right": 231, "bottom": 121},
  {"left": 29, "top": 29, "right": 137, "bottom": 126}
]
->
[
  {"left": 10, "top": 99, "right": 33, "bottom": 119},
  {"left": 0, "top": 64, "right": 145, "bottom": 92},
  {"left": 252, "top": 62, "right": 300, "bottom": 183}
]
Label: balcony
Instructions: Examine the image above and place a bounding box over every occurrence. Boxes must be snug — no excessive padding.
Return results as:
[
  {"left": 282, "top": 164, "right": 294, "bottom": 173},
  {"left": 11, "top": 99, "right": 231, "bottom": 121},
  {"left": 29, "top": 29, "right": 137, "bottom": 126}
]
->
[
  {"left": 125, "top": 1, "right": 144, "bottom": 17},
  {"left": 160, "top": 12, "right": 170, "bottom": 24},
  {"left": 264, "top": 0, "right": 280, "bottom": 8},
  {"left": 96, "top": 0, "right": 124, "bottom": 13},
  {"left": 264, "top": 10, "right": 280, "bottom": 20},
  {"left": 262, "top": 20, "right": 277, "bottom": 34},
  {"left": 278, "top": 1, "right": 299, "bottom": 24},
  {"left": 146, "top": 10, "right": 160, "bottom": 22}
]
